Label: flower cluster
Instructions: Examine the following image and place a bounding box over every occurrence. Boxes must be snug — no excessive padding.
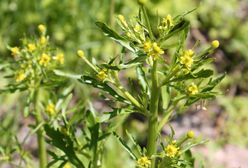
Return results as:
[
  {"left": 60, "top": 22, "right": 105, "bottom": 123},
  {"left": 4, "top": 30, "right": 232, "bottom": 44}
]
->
[
  {"left": 137, "top": 156, "right": 151, "bottom": 168},
  {"left": 187, "top": 83, "right": 199, "bottom": 95},
  {"left": 158, "top": 14, "right": 174, "bottom": 31},
  {"left": 9, "top": 24, "right": 64, "bottom": 84},
  {"left": 165, "top": 144, "right": 179, "bottom": 158},
  {"left": 143, "top": 41, "right": 164, "bottom": 59},
  {"left": 45, "top": 102, "right": 56, "bottom": 117},
  {"left": 97, "top": 69, "right": 108, "bottom": 81},
  {"left": 179, "top": 49, "right": 194, "bottom": 70}
]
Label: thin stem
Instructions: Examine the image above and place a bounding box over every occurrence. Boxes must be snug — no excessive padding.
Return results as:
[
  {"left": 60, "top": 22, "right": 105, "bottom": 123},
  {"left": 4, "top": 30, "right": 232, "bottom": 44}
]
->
[
  {"left": 158, "top": 108, "right": 174, "bottom": 132},
  {"left": 109, "top": 0, "right": 117, "bottom": 56},
  {"left": 159, "top": 65, "right": 180, "bottom": 87},
  {"left": 112, "top": 72, "right": 143, "bottom": 110},
  {"left": 147, "top": 60, "right": 160, "bottom": 168},
  {"left": 33, "top": 89, "right": 47, "bottom": 168},
  {"left": 116, "top": 84, "right": 143, "bottom": 110},
  {"left": 141, "top": 5, "right": 155, "bottom": 40},
  {"left": 81, "top": 56, "right": 98, "bottom": 73}
]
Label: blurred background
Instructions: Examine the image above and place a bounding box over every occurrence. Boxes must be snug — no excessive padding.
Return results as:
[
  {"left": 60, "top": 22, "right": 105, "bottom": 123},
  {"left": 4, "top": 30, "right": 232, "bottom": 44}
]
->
[{"left": 0, "top": 0, "right": 248, "bottom": 167}]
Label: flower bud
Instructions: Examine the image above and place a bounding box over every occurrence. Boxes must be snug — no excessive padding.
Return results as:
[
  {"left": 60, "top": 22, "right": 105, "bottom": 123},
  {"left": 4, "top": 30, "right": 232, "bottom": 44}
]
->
[
  {"left": 77, "top": 50, "right": 85, "bottom": 58},
  {"left": 38, "top": 24, "right": 46, "bottom": 34},
  {"left": 137, "top": 0, "right": 147, "bottom": 5},
  {"left": 187, "top": 130, "right": 195, "bottom": 138},
  {"left": 211, "top": 40, "right": 219, "bottom": 49}
]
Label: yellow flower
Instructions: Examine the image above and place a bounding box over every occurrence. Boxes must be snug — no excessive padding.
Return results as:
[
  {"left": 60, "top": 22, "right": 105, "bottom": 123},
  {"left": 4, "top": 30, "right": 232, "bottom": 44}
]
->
[
  {"left": 165, "top": 144, "right": 179, "bottom": 158},
  {"left": 38, "top": 24, "right": 46, "bottom": 34},
  {"left": 179, "top": 50, "right": 194, "bottom": 69},
  {"left": 187, "top": 83, "right": 198, "bottom": 95},
  {"left": 162, "top": 14, "right": 174, "bottom": 28},
  {"left": 63, "top": 162, "right": 71, "bottom": 168},
  {"left": 211, "top": 40, "right": 219, "bottom": 49},
  {"left": 15, "top": 71, "right": 26, "bottom": 82},
  {"left": 149, "top": 42, "right": 164, "bottom": 59},
  {"left": 117, "top": 14, "right": 128, "bottom": 27},
  {"left": 77, "top": 50, "right": 85, "bottom": 58},
  {"left": 10, "top": 47, "right": 20, "bottom": 57},
  {"left": 40, "top": 36, "right": 47, "bottom": 45},
  {"left": 137, "top": 156, "right": 151, "bottom": 168},
  {"left": 152, "top": 42, "right": 164, "bottom": 56},
  {"left": 143, "top": 41, "right": 152, "bottom": 53},
  {"left": 27, "top": 43, "right": 36, "bottom": 52},
  {"left": 187, "top": 130, "right": 195, "bottom": 139},
  {"left": 143, "top": 42, "right": 164, "bottom": 59},
  {"left": 137, "top": 0, "right": 147, "bottom": 5},
  {"left": 39, "top": 53, "right": 51, "bottom": 66},
  {"left": 54, "top": 53, "right": 64, "bottom": 64},
  {"left": 97, "top": 69, "right": 107, "bottom": 81},
  {"left": 46, "top": 103, "right": 56, "bottom": 116},
  {"left": 184, "top": 49, "right": 194, "bottom": 57}
]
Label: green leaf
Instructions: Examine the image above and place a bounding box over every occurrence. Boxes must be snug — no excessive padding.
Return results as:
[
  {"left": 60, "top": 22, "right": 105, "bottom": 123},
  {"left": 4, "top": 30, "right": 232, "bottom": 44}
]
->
[
  {"left": 113, "top": 132, "right": 137, "bottom": 160},
  {"left": 161, "top": 86, "right": 170, "bottom": 110},
  {"left": 53, "top": 70, "right": 81, "bottom": 80},
  {"left": 44, "top": 124, "right": 85, "bottom": 168},
  {"left": 172, "top": 69, "right": 214, "bottom": 82},
  {"left": 95, "top": 22, "right": 135, "bottom": 52},
  {"left": 78, "top": 75, "right": 130, "bottom": 104},
  {"left": 185, "top": 92, "right": 216, "bottom": 106},
  {"left": 24, "top": 91, "right": 34, "bottom": 117},
  {"left": 126, "top": 130, "right": 142, "bottom": 156},
  {"left": 97, "top": 108, "right": 127, "bottom": 123},
  {"left": 162, "top": 19, "right": 190, "bottom": 41},
  {"left": 136, "top": 66, "right": 150, "bottom": 95},
  {"left": 89, "top": 123, "right": 99, "bottom": 149},
  {"left": 202, "top": 73, "right": 226, "bottom": 92}
]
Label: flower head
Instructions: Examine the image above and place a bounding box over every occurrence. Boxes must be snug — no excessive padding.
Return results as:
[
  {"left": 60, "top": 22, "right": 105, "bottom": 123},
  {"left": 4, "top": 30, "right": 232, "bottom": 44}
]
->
[
  {"left": 46, "top": 103, "right": 56, "bottom": 116},
  {"left": 162, "top": 14, "right": 174, "bottom": 28},
  {"left": 143, "top": 41, "right": 152, "bottom": 53},
  {"left": 15, "top": 71, "right": 26, "bottom": 82},
  {"left": 143, "top": 42, "right": 164, "bottom": 59},
  {"left": 27, "top": 43, "right": 36, "bottom": 52},
  {"left": 40, "top": 36, "right": 47, "bottom": 45},
  {"left": 63, "top": 162, "right": 71, "bottom": 168},
  {"left": 10, "top": 47, "right": 20, "bottom": 57},
  {"left": 97, "top": 69, "right": 107, "bottom": 81},
  {"left": 187, "top": 83, "right": 198, "bottom": 95},
  {"left": 179, "top": 50, "right": 194, "bottom": 69},
  {"left": 152, "top": 42, "right": 164, "bottom": 57},
  {"left": 211, "top": 40, "right": 219, "bottom": 49},
  {"left": 39, "top": 53, "right": 51, "bottom": 66},
  {"left": 137, "top": 156, "right": 151, "bottom": 168},
  {"left": 165, "top": 144, "right": 179, "bottom": 158},
  {"left": 54, "top": 53, "right": 64, "bottom": 64},
  {"left": 38, "top": 24, "right": 46, "bottom": 34}
]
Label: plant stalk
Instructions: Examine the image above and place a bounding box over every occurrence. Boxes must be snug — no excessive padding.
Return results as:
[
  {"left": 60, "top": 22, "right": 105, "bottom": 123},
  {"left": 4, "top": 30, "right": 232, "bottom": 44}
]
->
[
  {"left": 33, "top": 89, "right": 47, "bottom": 168},
  {"left": 147, "top": 60, "right": 160, "bottom": 168},
  {"left": 141, "top": 5, "right": 155, "bottom": 40}
]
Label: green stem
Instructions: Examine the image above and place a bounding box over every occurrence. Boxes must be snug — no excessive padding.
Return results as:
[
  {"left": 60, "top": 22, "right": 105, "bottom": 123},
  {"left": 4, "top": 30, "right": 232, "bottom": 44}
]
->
[
  {"left": 112, "top": 72, "right": 143, "bottom": 110},
  {"left": 147, "top": 60, "right": 160, "bottom": 168},
  {"left": 33, "top": 89, "right": 47, "bottom": 168},
  {"left": 116, "top": 84, "right": 143, "bottom": 110},
  {"left": 159, "top": 65, "right": 179, "bottom": 87},
  {"left": 92, "top": 124, "right": 100, "bottom": 168},
  {"left": 141, "top": 5, "right": 154, "bottom": 40}
]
